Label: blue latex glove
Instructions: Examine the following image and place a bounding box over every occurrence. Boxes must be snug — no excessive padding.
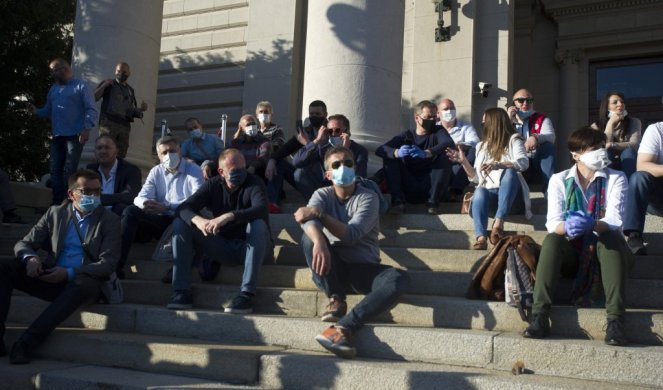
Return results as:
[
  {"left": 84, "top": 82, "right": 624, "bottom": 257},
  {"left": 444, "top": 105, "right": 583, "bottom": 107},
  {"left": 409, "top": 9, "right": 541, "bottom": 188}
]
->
[
  {"left": 565, "top": 211, "right": 594, "bottom": 238},
  {"left": 396, "top": 145, "right": 412, "bottom": 158},
  {"left": 408, "top": 145, "right": 427, "bottom": 159}
]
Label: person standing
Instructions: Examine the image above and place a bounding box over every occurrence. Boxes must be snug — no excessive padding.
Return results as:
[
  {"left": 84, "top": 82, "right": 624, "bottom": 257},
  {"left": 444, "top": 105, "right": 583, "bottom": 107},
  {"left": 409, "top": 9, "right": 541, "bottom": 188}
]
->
[
  {"left": 94, "top": 62, "right": 147, "bottom": 159},
  {"left": 30, "top": 58, "right": 98, "bottom": 205}
]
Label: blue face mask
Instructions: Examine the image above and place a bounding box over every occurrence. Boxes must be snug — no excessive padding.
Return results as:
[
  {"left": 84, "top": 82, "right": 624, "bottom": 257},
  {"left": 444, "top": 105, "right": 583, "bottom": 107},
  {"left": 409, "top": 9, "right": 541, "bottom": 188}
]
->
[
  {"left": 79, "top": 194, "right": 101, "bottom": 213},
  {"left": 517, "top": 110, "right": 534, "bottom": 119},
  {"left": 227, "top": 168, "right": 247, "bottom": 186},
  {"left": 331, "top": 165, "right": 355, "bottom": 187}
]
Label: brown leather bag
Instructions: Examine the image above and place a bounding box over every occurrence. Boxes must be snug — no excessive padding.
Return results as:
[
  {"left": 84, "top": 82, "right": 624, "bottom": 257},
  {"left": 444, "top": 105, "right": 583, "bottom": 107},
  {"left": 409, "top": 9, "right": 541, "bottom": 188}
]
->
[{"left": 467, "top": 235, "right": 540, "bottom": 302}]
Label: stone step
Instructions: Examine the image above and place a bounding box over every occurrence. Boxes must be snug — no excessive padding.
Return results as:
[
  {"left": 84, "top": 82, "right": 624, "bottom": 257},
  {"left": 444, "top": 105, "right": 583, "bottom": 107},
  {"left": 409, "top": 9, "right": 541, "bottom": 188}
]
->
[
  {"left": 0, "top": 359, "right": 81, "bottom": 390},
  {"left": 259, "top": 351, "right": 654, "bottom": 390},
  {"left": 4, "top": 327, "right": 282, "bottom": 384},
  {"left": 122, "top": 260, "right": 663, "bottom": 309},
  {"left": 7, "top": 303, "right": 662, "bottom": 388}
]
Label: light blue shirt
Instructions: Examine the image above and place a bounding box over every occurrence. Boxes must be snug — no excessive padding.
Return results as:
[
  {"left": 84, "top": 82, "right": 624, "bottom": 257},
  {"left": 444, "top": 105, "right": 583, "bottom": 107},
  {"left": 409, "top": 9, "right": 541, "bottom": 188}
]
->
[
  {"left": 134, "top": 159, "right": 204, "bottom": 213},
  {"left": 36, "top": 78, "right": 98, "bottom": 137},
  {"left": 98, "top": 159, "right": 118, "bottom": 210},
  {"left": 444, "top": 119, "right": 480, "bottom": 148},
  {"left": 56, "top": 206, "right": 91, "bottom": 280},
  {"left": 181, "top": 133, "right": 223, "bottom": 168}
]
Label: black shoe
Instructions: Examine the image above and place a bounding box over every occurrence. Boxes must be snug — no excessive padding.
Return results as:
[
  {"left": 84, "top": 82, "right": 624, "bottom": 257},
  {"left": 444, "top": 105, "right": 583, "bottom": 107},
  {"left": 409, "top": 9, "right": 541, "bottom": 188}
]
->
[
  {"left": 626, "top": 232, "right": 647, "bottom": 255},
  {"left": 167, "top": 290, "right": 193, "bottom": 310},
  {"left": 522, "top": 312, "right": 550, "bottom": 339},
  {"left": 161, "top": 267, "right": 173, "bottom": 284},
  {"left": 388, "top": 201, "right": 405, "bottom": 215},
  {"left": 9, "top": 341, "right": 31, "bottom": 364},
  {"left": 224, "top": 292, "right": 253, "bottom": 314},
  {"left": 605, "top": 318, "right": 628, "bottom": 346},
  {"left": 425, "top": 202, "right": 440, "bottom": 215}
]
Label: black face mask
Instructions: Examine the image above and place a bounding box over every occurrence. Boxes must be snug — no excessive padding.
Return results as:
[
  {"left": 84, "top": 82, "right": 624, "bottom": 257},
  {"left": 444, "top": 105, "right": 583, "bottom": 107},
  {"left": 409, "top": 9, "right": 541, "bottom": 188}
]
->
[
  {"left": 420, "top": 118, "right": 436, "bottom": 132},
  {"left": 309, "top": 116, "right": 325, "bottom": 128},
  {"left": 116, "top": 73, "right": 129, "bottom": 83}
]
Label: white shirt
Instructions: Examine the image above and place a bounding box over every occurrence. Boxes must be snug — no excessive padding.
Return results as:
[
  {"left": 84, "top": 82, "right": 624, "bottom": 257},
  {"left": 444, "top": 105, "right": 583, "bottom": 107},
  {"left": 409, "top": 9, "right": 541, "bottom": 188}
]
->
[
  {"left": 98, "top": 159, "right": 118, "bottom": 196},
  {"left": 472, "top": 134, "right": 529, "bottom": 189},
  {"left": 545, "top": 166, "right": 627, "bottom": 233},
  {"left": 134, "top": 159, "right": 204, "bottom": 213},
  {"left": 442, "top": 119, "right": 480, "bottom": 148},
  {"left": 639, "top": 122, "right": 663, "bottom": 164}
]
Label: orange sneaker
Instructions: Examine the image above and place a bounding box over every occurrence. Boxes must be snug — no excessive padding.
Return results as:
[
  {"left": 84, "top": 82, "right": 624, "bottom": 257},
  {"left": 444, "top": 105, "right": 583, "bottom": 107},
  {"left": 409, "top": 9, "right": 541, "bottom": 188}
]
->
[{"left": 315, "top": 325, "right": 356, "bottom": 359}]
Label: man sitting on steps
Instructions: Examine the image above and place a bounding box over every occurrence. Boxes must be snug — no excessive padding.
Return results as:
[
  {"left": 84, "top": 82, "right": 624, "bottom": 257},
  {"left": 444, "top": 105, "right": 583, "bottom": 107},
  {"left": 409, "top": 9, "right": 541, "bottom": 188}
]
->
[{"left": 295, "top": 146, "right": 410, "bottom": 359}]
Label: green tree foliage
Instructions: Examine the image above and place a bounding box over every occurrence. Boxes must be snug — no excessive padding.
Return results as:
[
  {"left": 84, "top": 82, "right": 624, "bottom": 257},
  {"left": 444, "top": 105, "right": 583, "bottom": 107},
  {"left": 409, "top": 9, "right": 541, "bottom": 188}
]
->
[{"left": 0, "top": 0, "right": 76, "bottom": 181}]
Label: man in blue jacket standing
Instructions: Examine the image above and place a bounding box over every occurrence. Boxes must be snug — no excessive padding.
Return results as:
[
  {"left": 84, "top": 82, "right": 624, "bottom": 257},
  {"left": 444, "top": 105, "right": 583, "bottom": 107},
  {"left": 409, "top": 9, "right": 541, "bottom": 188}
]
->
[{"left": 30, "top": 58, "right": 98, "bottom": 205}]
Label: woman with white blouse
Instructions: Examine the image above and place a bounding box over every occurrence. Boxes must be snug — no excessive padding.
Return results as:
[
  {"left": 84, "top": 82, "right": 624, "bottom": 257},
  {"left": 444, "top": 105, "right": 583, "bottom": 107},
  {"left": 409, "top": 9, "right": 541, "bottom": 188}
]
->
[
  {"left": 447, "top": 108, "right": 530, "bottom": 250},
  {"left": 523, "top": 126, "right": 632, "bottom": 346}
]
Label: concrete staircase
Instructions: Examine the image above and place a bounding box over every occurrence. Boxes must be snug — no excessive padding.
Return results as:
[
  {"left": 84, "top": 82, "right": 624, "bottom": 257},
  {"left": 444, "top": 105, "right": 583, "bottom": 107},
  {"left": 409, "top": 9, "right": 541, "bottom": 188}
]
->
[{"left": 2, "top": 193, "right": 663, "bottom": 389}]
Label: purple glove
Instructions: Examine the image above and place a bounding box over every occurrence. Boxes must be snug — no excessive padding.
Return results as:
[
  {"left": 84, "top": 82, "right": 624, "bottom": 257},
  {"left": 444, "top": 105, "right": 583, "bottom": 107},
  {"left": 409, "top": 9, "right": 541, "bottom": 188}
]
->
[
  {"left": 408, "top": 145, "right": 427, "bottom": 159},
  {"left": 396, "top": 145, "right": 412, "bottom": 158},
  {"left": 565, "top": 211, "right": 594, "bottom": 238}
]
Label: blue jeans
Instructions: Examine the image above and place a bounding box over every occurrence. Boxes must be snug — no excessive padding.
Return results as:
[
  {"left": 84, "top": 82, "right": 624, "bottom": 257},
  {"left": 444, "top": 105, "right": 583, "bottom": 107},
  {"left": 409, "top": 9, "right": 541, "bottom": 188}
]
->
[
  {"left": 470, "top": 168, "right": 522, "bottom": 238},
  {"left": 301, "top": 234, "right": 410, "bottom": 332},
  {"left": 50, "top": 135, "right": 83, "bottom": 205},
  {"left": 294, "top": 164, "right": 329, "bottom": 201},
  {"left": 609, "top": 147, "right": 637, "bottom": 180},
  {"left": 624, "top": 171, "right": 663, "bottom": 234},
  {"left": 266, "top": 159, "right": 296, "bottom": 203},
  {"left": 527, "top": 141, "right": 555, "bottom": 197},
  {"left": 171, "top": 217, "right": 271, "bottom": 294},
  {"left": 382, "top": 155, "right": 449, "bottom": 204}
]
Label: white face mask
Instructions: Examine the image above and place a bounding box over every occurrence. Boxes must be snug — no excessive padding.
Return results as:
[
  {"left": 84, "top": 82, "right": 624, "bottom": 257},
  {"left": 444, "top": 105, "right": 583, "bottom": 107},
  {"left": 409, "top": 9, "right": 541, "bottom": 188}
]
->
[
  {"left": 608, "top": 109, "right": 628, "bottom": 118},
  {"left": 441, "top": 109, "right": 456, "bottom": 122},
  {"left": 576, "top": 148, "right": 611, "bottom": 171},
  {"left": 244, "top": 125, "right": 259, "bottom": 137},
  {"left": 258, "top": 113, "right": 271, "bottom": 124},
  {"left": 190, "top": 128, "right": 203, "bottom": 139},
  {"left": 162, "top": 152, "right": 180, "bottom": 170}
]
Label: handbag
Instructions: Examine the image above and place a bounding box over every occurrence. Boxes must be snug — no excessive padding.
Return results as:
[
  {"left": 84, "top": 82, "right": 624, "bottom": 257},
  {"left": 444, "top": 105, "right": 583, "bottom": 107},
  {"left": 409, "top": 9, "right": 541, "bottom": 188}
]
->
[{"left": 72, "top": 215, "right": 124, "bottom": 304}]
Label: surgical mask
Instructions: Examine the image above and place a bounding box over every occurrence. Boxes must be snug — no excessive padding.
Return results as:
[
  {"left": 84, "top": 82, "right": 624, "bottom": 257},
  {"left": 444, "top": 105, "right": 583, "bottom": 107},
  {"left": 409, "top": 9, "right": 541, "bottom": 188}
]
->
[
  {"left": 420, "top": 118, "right": 436, "bottom": 132},
  {"left": 116, "top": 73, "right": 128, "bottom": 83},
  {"left": 577, "top": 148, "right": 611, "bottom": 171},
  {"left": 79, "top": 194, "right": 101, "bottom": 213},
  {"left": 309, "top": 116, "right": 325, "bottom": 128},
  {"left": 608, "top": 109, "right": 628, "bottom": 118},
  {"left": 244, "top": 125, "right": 259, "bottom": 137},
  {"left": 331, "top": 165, "right": 355, "bottom": 187},
  {"left": 329, "top": 136, "right": 343, "bottom": 146},
  {"left": 190, "top": 128, "right": 203, "bottom": 139},
  {"left": 226, "top": 168, "right": 247, "bottom": 186},
  {"left": 441, "top": 109, "right": 456, "bottom": 122},
  {"left": 162, "top": 152, "right": 180, "bottom": 171},
  {"left": 258, "top": 113, "right": 271, "bottom": 124},
  {"left": 517, "top": 110, "right": 534, "bottom": 119}
]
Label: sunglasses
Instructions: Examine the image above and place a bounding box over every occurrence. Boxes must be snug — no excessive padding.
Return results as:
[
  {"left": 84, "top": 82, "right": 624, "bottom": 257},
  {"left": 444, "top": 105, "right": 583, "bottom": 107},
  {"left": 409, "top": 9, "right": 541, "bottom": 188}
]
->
[
  {"left": 513, "top": 97, "right": 534, "bottom": 104},
  {"left": 330, "top": 159, "right": 354, "bottom": 170},
  {"left": 328, "top": 127, "right": 345, "bottom": 134}
]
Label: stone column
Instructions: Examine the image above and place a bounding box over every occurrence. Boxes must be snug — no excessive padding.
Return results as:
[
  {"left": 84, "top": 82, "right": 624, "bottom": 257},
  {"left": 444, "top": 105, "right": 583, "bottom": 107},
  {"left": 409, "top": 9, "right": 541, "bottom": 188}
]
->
[
  {"left": 302, "top": 0, "right": 405, "bottom": 172},
  {"left": 71, "top": 0, "right": 164, "bottom": 171},
  {"left": 554, "top": 49, "right": 583, "bottom": 169}
]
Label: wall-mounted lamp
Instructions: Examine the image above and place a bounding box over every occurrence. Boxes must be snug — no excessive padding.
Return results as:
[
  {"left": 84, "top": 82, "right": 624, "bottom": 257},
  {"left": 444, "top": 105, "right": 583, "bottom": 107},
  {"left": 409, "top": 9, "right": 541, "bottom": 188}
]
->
[{"left": 433, "top": 0, "right": 452, "bottom": 42}]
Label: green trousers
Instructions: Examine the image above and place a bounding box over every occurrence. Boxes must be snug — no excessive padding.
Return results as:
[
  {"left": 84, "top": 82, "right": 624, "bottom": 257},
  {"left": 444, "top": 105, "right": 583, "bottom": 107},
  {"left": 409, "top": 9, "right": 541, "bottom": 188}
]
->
[
  {"left": 99, "top": 119, "right": 131, "bottom": 159},
  {"left": 532, "top": 231, "right": 633, "bottom": 319}
]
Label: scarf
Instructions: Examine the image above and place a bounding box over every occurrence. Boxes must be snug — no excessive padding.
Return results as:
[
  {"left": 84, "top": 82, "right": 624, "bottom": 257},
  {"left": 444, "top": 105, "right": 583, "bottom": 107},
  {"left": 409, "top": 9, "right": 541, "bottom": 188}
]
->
[{"left": 563, "top": 173, "right": 606, "bottom": 307}]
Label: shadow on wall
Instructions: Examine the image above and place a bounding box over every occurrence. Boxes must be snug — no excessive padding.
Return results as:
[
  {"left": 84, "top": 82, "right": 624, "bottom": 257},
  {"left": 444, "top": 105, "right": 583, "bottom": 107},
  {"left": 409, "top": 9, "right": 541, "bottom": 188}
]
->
[{"left": 401, "top": 94, "right": 442, "bottom": 131}]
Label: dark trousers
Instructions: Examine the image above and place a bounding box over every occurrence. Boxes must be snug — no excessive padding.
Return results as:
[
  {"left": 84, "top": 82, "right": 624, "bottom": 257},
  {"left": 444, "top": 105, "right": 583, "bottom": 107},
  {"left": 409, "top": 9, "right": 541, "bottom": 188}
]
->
[
  {"left": 532, "top": 232, "right": 631, "bottom": 320},
  {"left": 383, "top": 155, "right": 449, "bottom": 204},
  {"left": 624, "top": 171, "right": 663, "bottom": 234},
  {"left": 49, "top": 135, "right": 83, "bottom": 205},
  {"left": 301, "top": 234, "right": 410, "bottom": 332},
  {"left": 0, "top": 256, "right": 102, "bottom": 349},
  {"left": 120, "top": 205, "right": 173, "bottom": 272}
]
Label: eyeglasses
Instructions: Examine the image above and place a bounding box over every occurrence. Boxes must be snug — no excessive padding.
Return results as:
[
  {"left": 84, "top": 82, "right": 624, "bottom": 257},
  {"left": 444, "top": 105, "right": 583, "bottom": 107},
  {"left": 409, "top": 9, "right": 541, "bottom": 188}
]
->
[
  {"left": 74, "top": 187, "right": 101, "bottom": 196},
  {"left": 328, "top": 128, "right": 345, "bottom": 135},
  {"left": 330, "top": 159, "right": 354, "bottom": 170},
  {"left": 513, "top": 97, "right": 534, "bottom": 104}
]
